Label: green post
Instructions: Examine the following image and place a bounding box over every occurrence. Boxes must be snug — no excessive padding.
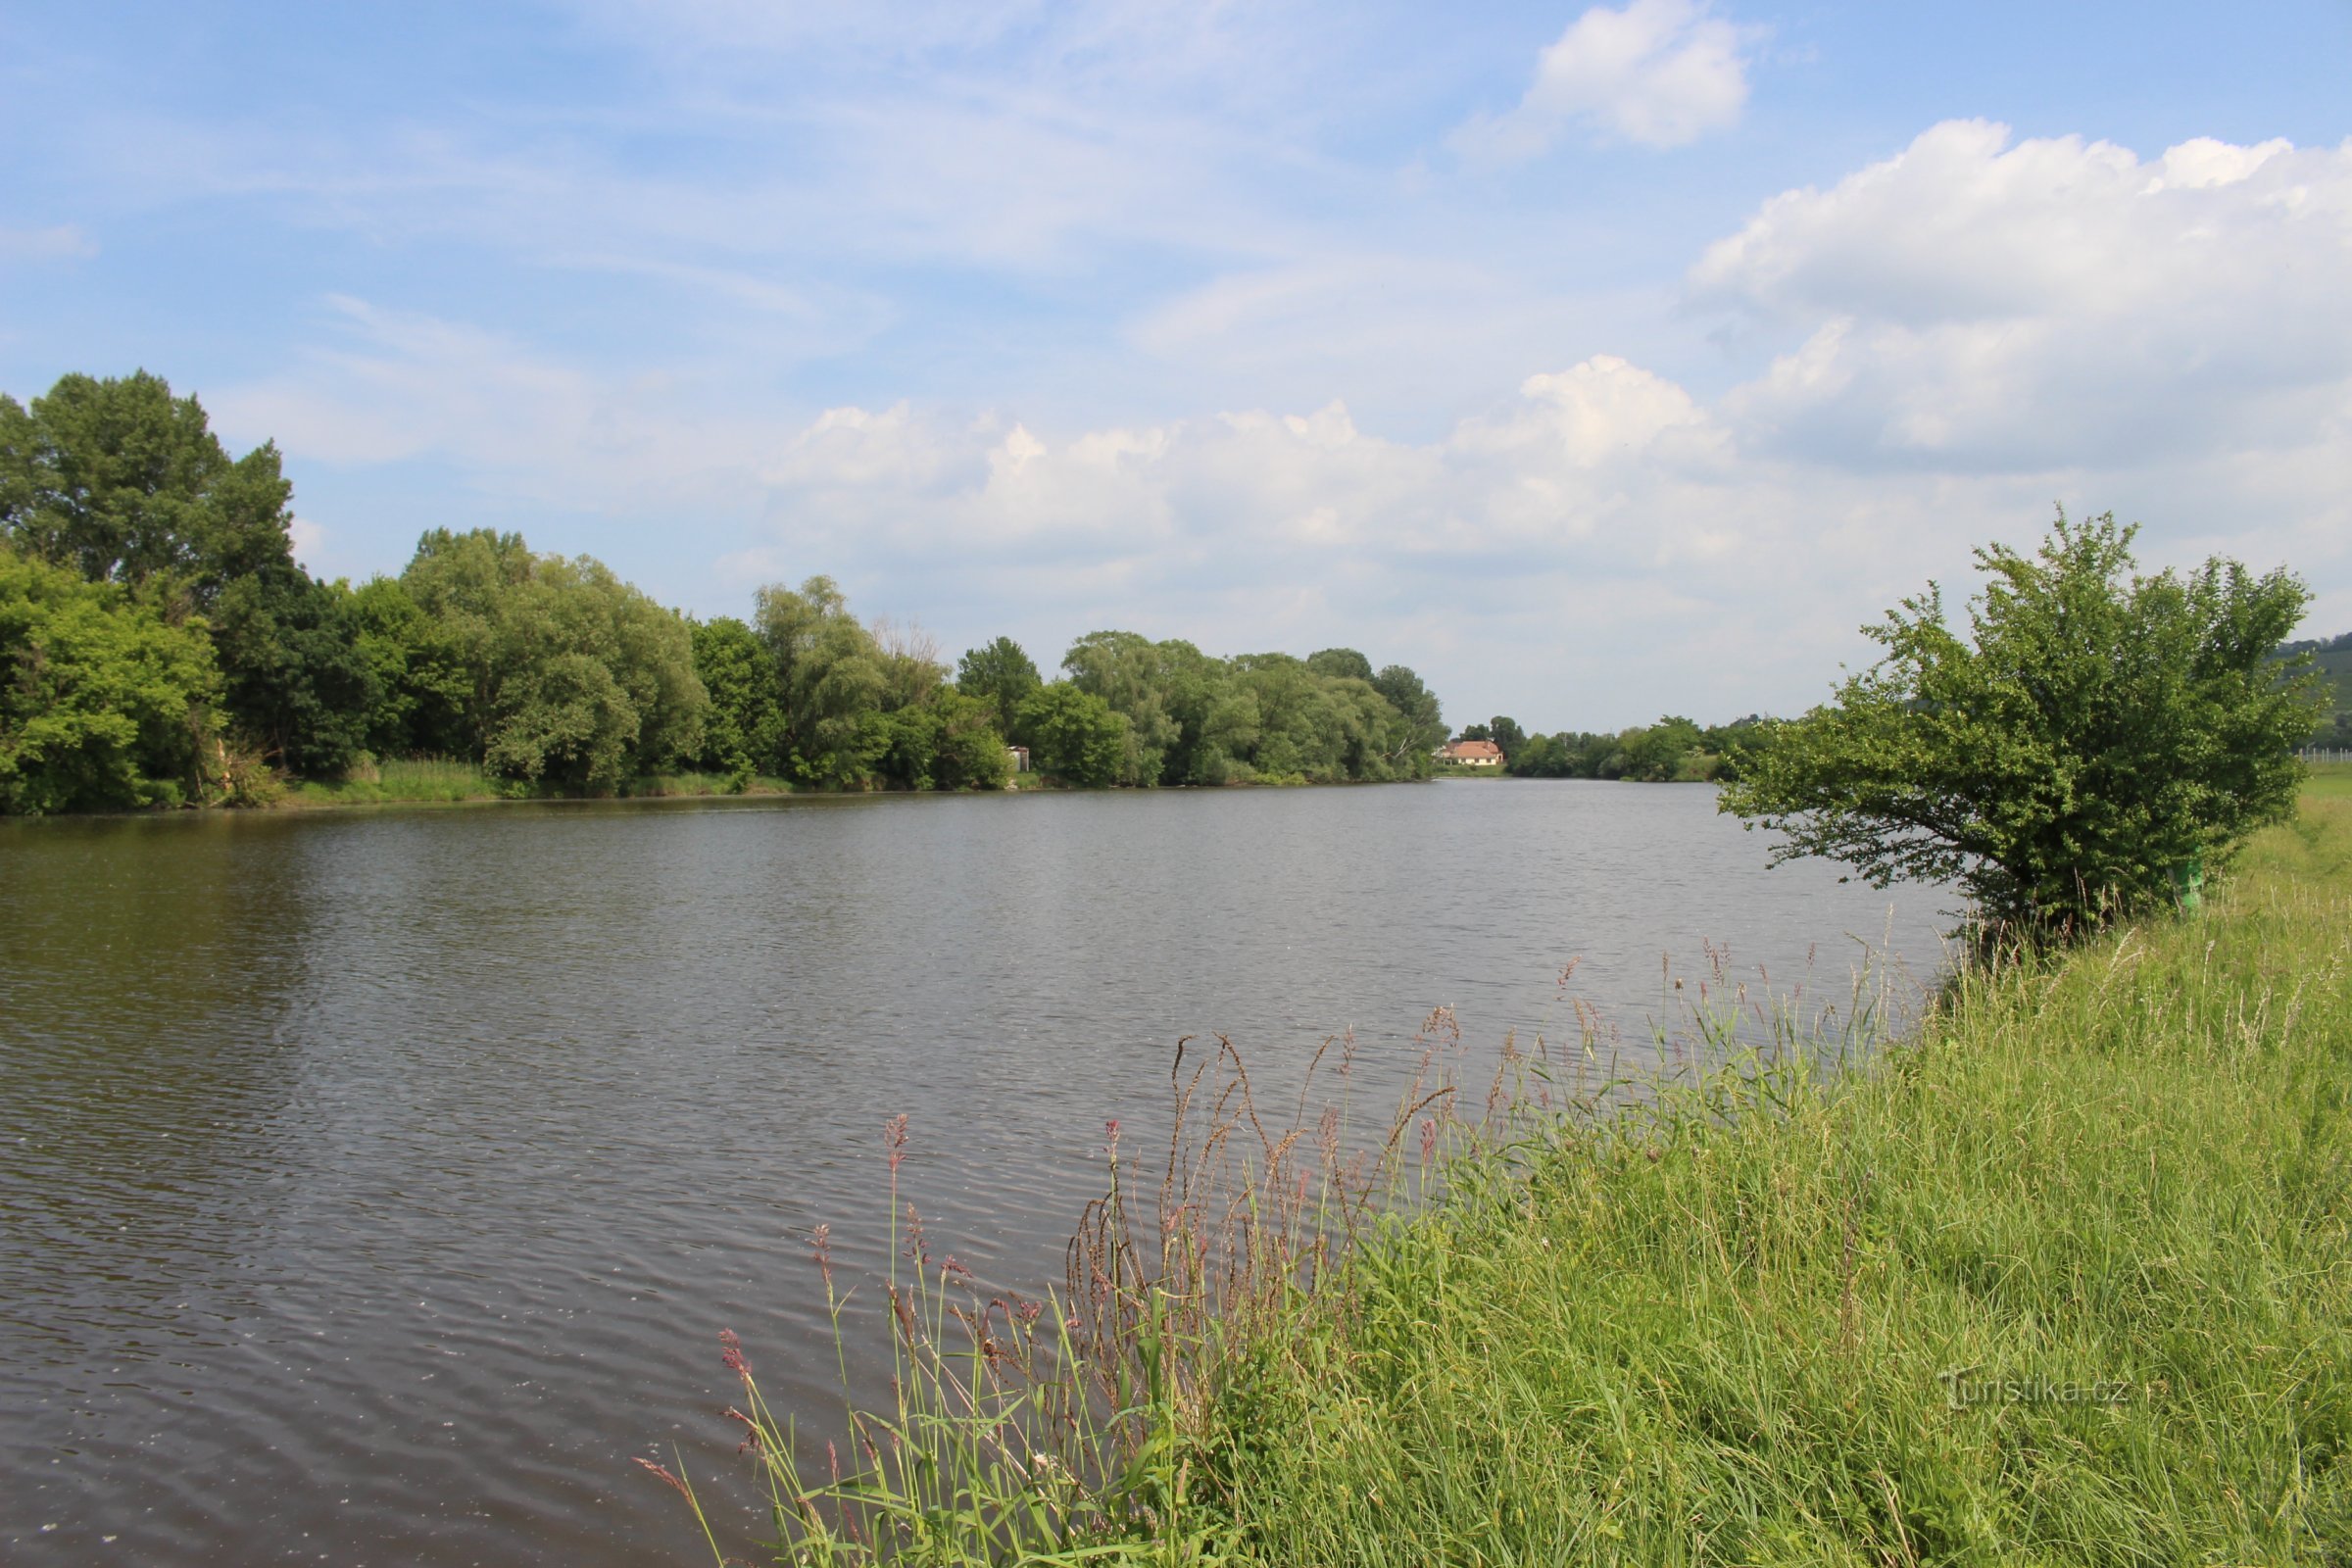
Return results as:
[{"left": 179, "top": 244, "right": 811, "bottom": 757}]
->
[{"left": 2168, "top": 857, "right": 2205, "bottom": 914}]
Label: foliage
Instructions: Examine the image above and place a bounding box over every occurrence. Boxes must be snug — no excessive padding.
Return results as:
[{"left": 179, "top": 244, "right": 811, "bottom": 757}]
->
[
  {"left": 1612, "top": 712, "right": 1702, "bottom": 781},
  {"left": 401, "top": 528, "right": 708, "bottom": 791},
  {"left": 1015, "top": 682, "right": 1130, "bottom": 787},
  {"left": 688, "top": 615, "right": 786, "bottom": 781},
  {"left": 753, "top": 575, "right": 900, "bottom": 788},
  {"left": 0, "top": 369, "right": 376, "bottom": 772},
  {"left": 208, "top": 568, "right": 378, "bottom": 775},
  {"left": 1721, "top": 511, "right": 2322, "bottom": 937},
  {"left": 1, "top": 368, "right": 1454, "bottom": 809},
  {"left": 0, "top": 543, "right": 218, "bottom": 812},
  {"left": 1050, "top": 632, "right": 1444, "bottom": 786},
  {"left": 348, "top": 575, "right": 469, "bottom": 760},
  {"left": 954, "top": 635, "right": 1042, "bottom": 739}
]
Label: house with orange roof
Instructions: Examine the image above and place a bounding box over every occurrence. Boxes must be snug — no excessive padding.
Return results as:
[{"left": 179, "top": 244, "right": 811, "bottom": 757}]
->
[{"left": 1436, "top": 739, "right": 1504, "bottom": 767}]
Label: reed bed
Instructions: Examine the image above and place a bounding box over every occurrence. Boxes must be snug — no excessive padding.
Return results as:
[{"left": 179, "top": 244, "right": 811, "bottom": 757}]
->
[{"left": 654, "top": 787, "right": 2352, "bottom": 1565}]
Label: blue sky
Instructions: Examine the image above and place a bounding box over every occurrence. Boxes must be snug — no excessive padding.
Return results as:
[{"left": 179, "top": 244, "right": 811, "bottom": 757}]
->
[{"left": 4, "top": 1, "right": 2348, "bottom": 729}]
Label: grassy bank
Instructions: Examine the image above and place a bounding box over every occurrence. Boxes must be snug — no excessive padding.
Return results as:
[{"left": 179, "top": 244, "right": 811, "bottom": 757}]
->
[
  {"left": 278, "top": 759, "right": 796, "bottom": 808},
  {"left": 1161, "top": 789, "right": 2351, "bottom": 1564},
  {"left": 676, "top": 777, "right": 2352, "bottom": 1564}
]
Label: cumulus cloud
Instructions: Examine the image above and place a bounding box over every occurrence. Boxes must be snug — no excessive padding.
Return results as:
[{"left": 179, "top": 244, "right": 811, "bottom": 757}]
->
[
  {"left": 1692, "top": 121, "right": 2352, "bottom": 471},
  {"left": 1455, "top": 0, "right": 1756, "bottom": 157},
  {"left": 210, "top": 125, "right": 2352, "bottom": 725}
]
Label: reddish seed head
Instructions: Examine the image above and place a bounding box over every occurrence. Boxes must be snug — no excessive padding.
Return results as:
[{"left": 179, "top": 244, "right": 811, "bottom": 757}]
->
[
  {"left": 634, "top": 1456, "right": 691, "bottom": 1498},
  {"left": 808, "top": 1223, "right": 834, "bottom": 1286},
  {"left": 719, "top": 1328, "right": 750, "bottom": 1378}
]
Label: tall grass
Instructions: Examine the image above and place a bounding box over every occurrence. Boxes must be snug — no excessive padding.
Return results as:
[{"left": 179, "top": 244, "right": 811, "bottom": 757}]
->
[{"left": 659, "top": 789, "right": 2352, "bottom": 1564}]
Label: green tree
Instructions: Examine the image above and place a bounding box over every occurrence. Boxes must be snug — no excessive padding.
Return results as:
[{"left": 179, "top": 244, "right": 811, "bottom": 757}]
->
[
  {"left": 349, "top": 575, "right": 469, "bottom": 758},
  {"left": 1509, "top": 732, "right": 1574, "bottom": 777},
  {"left": 1062, "top": 630, "right": 1181, "bottom": 785},
  {"left": 876, "top": 688, "right": 1010, "bottom": 792},
  {"left": 208, "top": 569, "right": 378, "bottom": 774},
  {"left": 956, "top": 636, "right": 1042, "bottom": 737},
  {"left": 1, "top": 369, "right": 377, "bottom": 773},
  {"left": 1306, "top": 647, "right": 1374, "bottom": 682},
  {"left": 754, "top": 575, "right": 893, "bottom": 788},
  {"left": 0, "top": 371, "right": 285, "bottom": 590},
  {"left": 1487, "top": 715, "right": 1526, "bottom": 761},
  {"left": 402, "top": 528, "right": 707, "bottom": 790},
  {"left": 690, "top": 616, "right": 786, "bottom": 779},
  {"left": 1613, "top": 715, "right": 1703, "bottom": 782},
  {"left": 1720, "top": 511, "right": 2322, "bottom": 939},
  {"left": 0, "top": 545, "right": 219, "bottom": 812},
  {"left": 1014, "top": 683, "right": 1129, "bottom": 787},
  {"left": 1372, "top": 664, "right": 1446, "bottom": 775}
]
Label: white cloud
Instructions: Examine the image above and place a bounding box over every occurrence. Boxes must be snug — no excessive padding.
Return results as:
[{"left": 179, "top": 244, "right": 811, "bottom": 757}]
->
[
  {"left": 201, "top": 123, "right": 2352, "bottom": 727},
  {"left": 1455, "top": 0, "right": 1756, "bottom": 158},
  {"left": 1693, "top": 122, "right": 2352, "bottom": 471},
  {"left": 286, "top": 515, "right": 326, "bottom": 571}
]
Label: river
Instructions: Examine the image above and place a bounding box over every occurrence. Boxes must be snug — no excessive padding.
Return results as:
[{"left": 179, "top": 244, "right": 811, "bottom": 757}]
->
[{"left": 0, "top": 780, "right": 1949, "bottom": 1564}]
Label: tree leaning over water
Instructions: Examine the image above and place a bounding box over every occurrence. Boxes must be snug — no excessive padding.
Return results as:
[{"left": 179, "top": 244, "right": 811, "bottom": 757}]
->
[{"left": 1719, "top": 510, "right": 2324, "bottom": 940}]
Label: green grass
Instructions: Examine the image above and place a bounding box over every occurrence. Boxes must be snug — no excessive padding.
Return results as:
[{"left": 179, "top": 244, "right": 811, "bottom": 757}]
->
[
  {"left": 669, "top": 785, "right": 2352, "bottom": 1565},
  {"left": 2302, "top": 760, "right": 2352, "bottom": 803},
  {"left": 282, "top": 760, "right": 794, "bottom": 808},
  {"left": 1159, "top": 792, "right": 2352, "bottom": 1566}
]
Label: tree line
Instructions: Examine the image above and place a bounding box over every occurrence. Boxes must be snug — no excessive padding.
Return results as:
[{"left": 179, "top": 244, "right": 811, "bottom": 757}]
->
[
  {"left": 0, "top": 371, "right": 1447, "bottom": 813},
  {"left": 1444, "top": 713, "right": 1776, "bottom": 782}
]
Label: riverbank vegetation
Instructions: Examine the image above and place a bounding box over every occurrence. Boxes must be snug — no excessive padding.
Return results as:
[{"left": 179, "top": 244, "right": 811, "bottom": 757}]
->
[
  {"left": 658, "top": 512, "right": 2340, "bottom": 1562},
  {"left": 0, "top": 371, "right": 1446, "bottom": 812},
  {"left": 662, "top": 767, "right": 2352, "bottom": 1566}
]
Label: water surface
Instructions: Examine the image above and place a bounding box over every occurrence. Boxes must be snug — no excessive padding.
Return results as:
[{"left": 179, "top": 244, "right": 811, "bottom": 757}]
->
[{"left": 0, "top": 781, "right": 1949, "bottom": 1564}]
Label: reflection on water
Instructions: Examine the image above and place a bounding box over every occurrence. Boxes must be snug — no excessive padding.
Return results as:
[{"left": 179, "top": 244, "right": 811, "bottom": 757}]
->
[{"left": 0, "top": 783, "right": 1948, "bottom": 1564}]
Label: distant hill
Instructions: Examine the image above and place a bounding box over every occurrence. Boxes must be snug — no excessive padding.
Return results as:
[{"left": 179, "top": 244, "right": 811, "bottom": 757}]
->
[{"left": 2278, "top": 631, "right": 2352, "bottom": 745}]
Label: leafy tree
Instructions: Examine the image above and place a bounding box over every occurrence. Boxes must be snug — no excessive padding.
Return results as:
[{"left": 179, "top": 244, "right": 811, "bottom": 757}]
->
[
  {"left": 1509, "top": 732, "right": 1574, "bottom": 777},
  {"left": 1062, "top": 630, "right": 1181, "bottom": 785},
  {"left": 1372, "top": 664, "right": 1446, "bottom": 774},
  {"left": 1015, "top": 683, "right": 1129, "bottom": 787},
  {"left": 0, "top": 545, "right": 218, "bottom": 812},
  {"left": 1, "top": 369, "right": 376, "bottom": 772},
  {"left": 1486, "top": 715, "right": 1526, "bottom": 761},
  {"left": 208, "top": 569, "right": 377, "bottom": 774},
  {"left": 1700, "top": 716, "right": 1777, "bottom": 782},
  {"left": 956, "top": 636, "right": 1042, "bottom": 737},
  {"left": 403, "top": 528, "right": 707, "bottom": 790},
  {"left": 1306, "top": 647, "right": 1374, "bottom": 682},
  {"left": 1613, "top": 715, "right": 1702, "bottom": 782},
  {"left": 349, "top": 575, "right": 469, "bottom": 758},
  {"left": 755, "top": 575, "right": 893, "bottom": 788},
  {"left": 877, "top": 689, "right": 1010, "bottom": 792},
  {"left": 0, "top": 371, "right": 286, "bottom": 590},
  {"left": 1459, "top": 723, "right": 1492, "bottom": 743},
  {"left": 690, "top": 616, "right": 786, "bottom": 778},
  {"left": 1720, "top": 512, "right": 2322, "bottom": 939}
]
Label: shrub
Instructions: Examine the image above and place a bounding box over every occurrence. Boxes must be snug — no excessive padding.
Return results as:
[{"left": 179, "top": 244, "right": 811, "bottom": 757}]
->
[{"left": 1720, "top": 510, "right": 2323, "bottom": 939}]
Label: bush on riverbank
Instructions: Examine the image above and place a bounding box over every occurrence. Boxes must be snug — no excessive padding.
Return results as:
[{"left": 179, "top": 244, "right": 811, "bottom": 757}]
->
[{"left": 670, "top": 774, "right": 2352, "bottom": 1564}]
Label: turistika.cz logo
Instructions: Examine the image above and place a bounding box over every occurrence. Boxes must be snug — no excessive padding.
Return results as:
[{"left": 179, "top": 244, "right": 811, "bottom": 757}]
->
[{"left": 1936, "top": 1366, "right": 2164, "bottom": 1410}]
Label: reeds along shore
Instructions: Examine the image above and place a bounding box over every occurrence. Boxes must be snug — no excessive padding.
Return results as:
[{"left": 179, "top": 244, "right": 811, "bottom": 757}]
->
[{"left": 658, "top": 767, "right": 2352, "bottom": 1566}]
